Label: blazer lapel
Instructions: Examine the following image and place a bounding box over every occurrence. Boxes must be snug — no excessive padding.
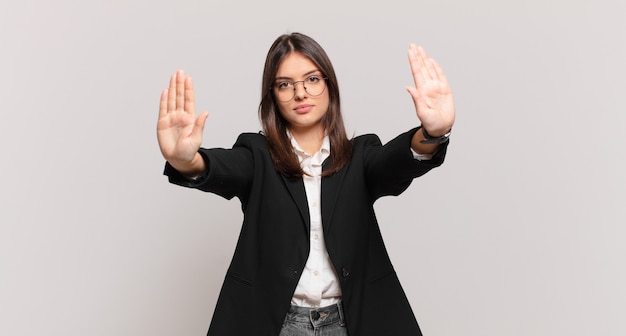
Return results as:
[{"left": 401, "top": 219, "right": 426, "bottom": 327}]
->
[
  {"left": 321, "top": 159, "right": 349, "bottom": 234},
  {"left": 280, "top": 175, "right": 311, "bottom": 234}
]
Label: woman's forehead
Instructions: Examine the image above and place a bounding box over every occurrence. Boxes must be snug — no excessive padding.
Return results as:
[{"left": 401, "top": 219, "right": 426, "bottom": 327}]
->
[{"left": 275, "top": 52, "right": 320, "bottom": 78}]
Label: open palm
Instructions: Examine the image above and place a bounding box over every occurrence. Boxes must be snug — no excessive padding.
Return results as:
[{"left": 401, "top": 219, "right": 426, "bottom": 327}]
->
[
  {"left": 406, "top": 44, "right": 455, "bottom": 135},
  {"left": 157, "top": 70, "right": 209, "bottom": 168}
]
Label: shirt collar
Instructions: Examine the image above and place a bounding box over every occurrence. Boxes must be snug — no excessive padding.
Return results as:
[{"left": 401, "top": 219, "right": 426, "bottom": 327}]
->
[{"left": 287, "top": 130, "right": 331, "bottom": 160}]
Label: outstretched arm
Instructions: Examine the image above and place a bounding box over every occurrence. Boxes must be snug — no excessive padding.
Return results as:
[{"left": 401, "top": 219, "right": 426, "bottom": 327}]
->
[
  {"left": 157, "top": 69, "right": 209, "bottom": 177},
  {"left": 405, "top": 44, "right": 456, "bottom": 155}
]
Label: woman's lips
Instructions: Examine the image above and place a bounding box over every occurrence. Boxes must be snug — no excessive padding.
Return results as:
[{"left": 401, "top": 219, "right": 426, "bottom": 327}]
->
[{"left": 294, "top": 104, "right": 313, "bottom": 114}]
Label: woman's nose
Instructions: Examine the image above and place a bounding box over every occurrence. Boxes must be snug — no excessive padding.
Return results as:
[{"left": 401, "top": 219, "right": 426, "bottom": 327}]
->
[{"left": 293, "top": 81, "right": 307, "bottom": 100}]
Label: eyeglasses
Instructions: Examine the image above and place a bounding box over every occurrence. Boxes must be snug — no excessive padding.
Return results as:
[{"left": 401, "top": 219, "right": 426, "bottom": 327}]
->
[{"left": 273, "top": 74, "right": 328, "bottom": 102}]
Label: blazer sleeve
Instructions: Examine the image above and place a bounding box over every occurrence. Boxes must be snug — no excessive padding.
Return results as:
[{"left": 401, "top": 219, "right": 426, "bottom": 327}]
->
[
  {"left": 163, "top": 133, "right": 259, "bottom": 200},
  {"left": 362, "top": 126, "right": 449, "bottom": 200}
]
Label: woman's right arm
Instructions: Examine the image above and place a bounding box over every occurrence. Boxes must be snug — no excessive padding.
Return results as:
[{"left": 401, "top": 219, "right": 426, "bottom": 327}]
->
[{"left": 157, "top": 69, "right": 210, "bottom": 178}]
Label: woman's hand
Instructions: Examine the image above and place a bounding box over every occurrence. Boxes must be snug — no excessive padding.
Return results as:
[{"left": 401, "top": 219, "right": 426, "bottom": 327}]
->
[
  {"left": 406, "top": 44, "right": 455, "bottom": 137},
  {"left": 157, "top": 69, "right": 209, "bottom": 175}
]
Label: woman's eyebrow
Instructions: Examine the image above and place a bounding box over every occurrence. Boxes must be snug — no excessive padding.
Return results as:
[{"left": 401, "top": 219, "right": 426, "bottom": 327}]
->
[{"left": 275, "top": 70, "right": 321, "bottom": 80}]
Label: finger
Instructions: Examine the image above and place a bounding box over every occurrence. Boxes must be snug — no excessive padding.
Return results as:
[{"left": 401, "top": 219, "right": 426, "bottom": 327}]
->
[
  {"left": 426, "top": 58, "right": 440, "bottom": 81},
  {"left": 168, "top": 73, "right": 176, "bottom": 112},
  {"left": 431, "top": 58, "right": 449, "bottom": 86},
  {"left": 423, "top": 57, "right": 435, "bottom": 80},
  {"left": 191, "top": 111, "right": 210, "bottom": 143},
  {"left": 159, "top": 89, "right": 168, "bottom": 119},
  {"left": 415, "top": 45, "right": 430, "bottom": 59},
  {"left": 405, "top": 86, "right": 420, "bottom": 103},
  {"left": 176, "top": 69, "right": 185, "bottom": 111},
  {"left": 407, "top": 44, "right": 419, "bottom": 76},
  {"left": 406, "top": 86, "right": 427, "bottom": 122},
  {"left": 408, "top": 44, "right": 426, "bottom": 88},
  {"left": 185, "top": 76, "right": 195, "bottom": 115},
  {"left": 416, "top": 46, "right": 438, "bottom": 81}
]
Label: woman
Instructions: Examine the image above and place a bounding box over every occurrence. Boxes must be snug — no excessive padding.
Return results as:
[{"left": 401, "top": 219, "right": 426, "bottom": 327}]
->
[{"left": 157, "top": 32, "right": 455, "bottom": 336}]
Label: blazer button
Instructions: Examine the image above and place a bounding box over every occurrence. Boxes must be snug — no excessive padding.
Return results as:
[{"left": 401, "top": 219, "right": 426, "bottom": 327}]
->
[{"left": 342, "top": 267, "right": 350, "bottom": 278}]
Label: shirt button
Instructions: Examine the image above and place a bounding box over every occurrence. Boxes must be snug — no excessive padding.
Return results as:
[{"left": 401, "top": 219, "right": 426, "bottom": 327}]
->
[
  {"left": 313, "top": 271, "right": 319, "bottom": 276},
  {"left": 313, "top": 234, "right": 319, "bottom": 240},
  {"left": 312, "top": 202, "right": 318, "bottom": 208}
]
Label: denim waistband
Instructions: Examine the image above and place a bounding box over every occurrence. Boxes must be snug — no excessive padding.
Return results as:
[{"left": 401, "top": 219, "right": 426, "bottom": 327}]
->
[{"left": 284, "top": 302, "right": 346, "bottom": 327}]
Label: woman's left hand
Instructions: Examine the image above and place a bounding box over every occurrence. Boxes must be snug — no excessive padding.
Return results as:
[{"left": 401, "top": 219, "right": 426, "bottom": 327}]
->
[{"left": 406, "top": 44, "right": 455, "bottom": 136}]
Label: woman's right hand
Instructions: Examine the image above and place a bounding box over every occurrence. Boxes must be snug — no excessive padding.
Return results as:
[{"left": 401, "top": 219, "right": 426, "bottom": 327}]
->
[{"left": 157, "top": 69, "right": 209, "bottom": 175}]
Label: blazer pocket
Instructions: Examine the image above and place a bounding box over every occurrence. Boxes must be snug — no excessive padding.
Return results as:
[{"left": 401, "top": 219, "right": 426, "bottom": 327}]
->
[
  {"left": 367, "top": 268, "right": 395, "bottom": 283},
  {"left": 225, "top": 272, "right": 254, "bottom": 287}
]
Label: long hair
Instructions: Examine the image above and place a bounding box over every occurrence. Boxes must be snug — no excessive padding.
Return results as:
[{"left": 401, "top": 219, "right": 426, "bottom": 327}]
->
[{"left": 259, "top": 32, "right": 353, "bottom": 178}]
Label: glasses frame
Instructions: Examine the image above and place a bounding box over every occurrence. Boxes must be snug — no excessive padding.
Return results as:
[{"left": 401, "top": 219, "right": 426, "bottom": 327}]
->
[{"left": 272, "top": 74, "right": 329, "bottom": 102}]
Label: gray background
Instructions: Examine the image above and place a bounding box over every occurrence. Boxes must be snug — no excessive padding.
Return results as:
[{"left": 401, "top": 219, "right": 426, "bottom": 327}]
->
[{"left": 1, "top": 0, "right": 624, "bottom": 335}]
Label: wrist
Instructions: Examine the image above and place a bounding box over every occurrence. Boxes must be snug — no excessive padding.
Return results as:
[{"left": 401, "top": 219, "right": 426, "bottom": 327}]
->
[
  {"left": 171, "top": 152, "right": 206, "bottom": 177},
  {"left": 420, "top": 126, "right": 451, "bottom": 144}
]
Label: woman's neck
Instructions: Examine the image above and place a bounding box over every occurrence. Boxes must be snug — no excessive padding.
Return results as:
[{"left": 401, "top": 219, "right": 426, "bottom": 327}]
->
[{"left": 289, "top": 126, "right": 325, "bottom": 155}]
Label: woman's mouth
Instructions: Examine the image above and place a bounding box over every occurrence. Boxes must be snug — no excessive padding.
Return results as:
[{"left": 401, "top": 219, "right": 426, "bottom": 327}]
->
[{"left": 294, "top": 104, "right": 313, "bottom": 114}]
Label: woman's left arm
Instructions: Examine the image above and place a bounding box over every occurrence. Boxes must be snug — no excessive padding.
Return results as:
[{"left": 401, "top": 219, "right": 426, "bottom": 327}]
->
[{"left": 406, "top": 44, "right": 456, "bottom": 154}]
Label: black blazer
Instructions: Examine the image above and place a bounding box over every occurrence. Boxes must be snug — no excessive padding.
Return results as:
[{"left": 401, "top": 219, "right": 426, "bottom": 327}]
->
[{"left": 165, "top": 127, "right": 448, "bottom": 335}]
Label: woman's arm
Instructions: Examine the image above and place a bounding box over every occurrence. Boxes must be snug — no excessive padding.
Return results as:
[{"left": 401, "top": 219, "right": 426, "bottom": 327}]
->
[{"left": 361, "top": 128, "right": 448, "bottom": 200}]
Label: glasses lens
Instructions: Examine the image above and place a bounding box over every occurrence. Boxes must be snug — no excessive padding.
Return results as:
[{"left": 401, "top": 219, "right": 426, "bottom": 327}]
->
[
  {"left": 303, "top": 76, "right": 325, "bottom": 97},
  {"left": 276, "top": 87, "right": 294, "bottom": 102}
]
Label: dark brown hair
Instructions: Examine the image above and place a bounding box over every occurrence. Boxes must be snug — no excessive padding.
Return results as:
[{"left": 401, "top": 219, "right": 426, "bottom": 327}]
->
[{"left": 259, "top": 32, "right": 352, "bottom": 177}]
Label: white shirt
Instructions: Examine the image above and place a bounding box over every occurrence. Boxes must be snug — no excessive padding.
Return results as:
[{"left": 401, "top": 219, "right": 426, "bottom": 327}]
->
[{"left": 289, "top": 134, "right": 342, "bottom": 307}]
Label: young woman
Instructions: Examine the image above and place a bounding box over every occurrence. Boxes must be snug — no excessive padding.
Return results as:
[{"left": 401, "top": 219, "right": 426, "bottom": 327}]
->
[{"left": 157, "top": 32, "right": 455, "bottom": 336}]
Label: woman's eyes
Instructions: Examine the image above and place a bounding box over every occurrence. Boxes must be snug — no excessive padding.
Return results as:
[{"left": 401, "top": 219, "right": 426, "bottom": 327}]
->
[
  {"left": 276, "top": 75, "right": 321, "bottom": 89},
  {"left": 306, "top": 76, "right": 320, "bottom": 83}
]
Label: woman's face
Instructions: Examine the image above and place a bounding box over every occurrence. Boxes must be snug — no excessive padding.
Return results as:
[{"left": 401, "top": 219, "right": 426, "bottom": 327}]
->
[{"left": 274, "top": 52, "right": 329, "bottom": 135}]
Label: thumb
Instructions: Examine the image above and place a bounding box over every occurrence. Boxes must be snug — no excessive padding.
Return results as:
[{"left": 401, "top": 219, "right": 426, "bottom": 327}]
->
[
  {"left": 191, "top": 110, "right": 210, "bottom": 142},
  {"left": 406, "top": 85, "right": 419, "bottom": 96},
  {"left": 406, "top": 86, "right": 420, "bottom": 105}
]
